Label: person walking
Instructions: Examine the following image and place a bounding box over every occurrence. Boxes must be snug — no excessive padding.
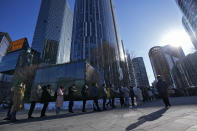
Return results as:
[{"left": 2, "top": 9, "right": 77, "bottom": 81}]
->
[
  {"left": 91, "top": 83, "right": 101, "bottom": 111},
  {"left": 119, "top": 86, "right": 125, "bottom": 108},
  {"left": 10, "top": 82, "right": 26, "bottom": 122},
  {"left": 55, "top": 86, "right": 64, "bottom": 115},
  {"left": 3, "top": 87, "right": 14, "bottom": 120},
  {"left": 129, "top": 86, "right": 135, "bottom": 107},
  {"left": 123, "top": 86, "right": 130, "bottom": 107},
  {"left": 40, "top": 85, "right": 51, "bottom": 117},
  {"left": 133, "top": 86, "right": 143, "bottom": 106},
  {"left": 81, "top": 83, "right": 89, "bottom": 112},
  {"left": 106, "top": 86, "right": 112, "bottom": 108},
  {"left": 110, "top": 84, "right": 116, "bottom": 108},
  {"left": 102, "top": 84, "right": 107, "bottom": 110},
  {"left": 28, "top": 85, "right": 42, "bottom": 119},
  {"left": 68, "top": 84, "right": 77, "bottom": 113},
  {"left": 156, "top": 75, "right": 171, "bottom": 108}
]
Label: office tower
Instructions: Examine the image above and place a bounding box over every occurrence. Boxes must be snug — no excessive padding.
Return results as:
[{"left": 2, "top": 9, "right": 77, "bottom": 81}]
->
[
  {"left": 0, "top": 38, "right": 29, "bottom": 74},
  {"left": 71, "top": 0, "right": 124, "bottom": 85},
  {"left": 176, "top": 0, "right": 197, "bottom": 49},
  {"left": 0, "top": 32, "right": 12, "bottom": 62},
  {"left": 149, "top": 45, "right": 185, "bottom": 87},
  {"left": 126, "top": 52, "right": 136, "bottom": 87},
  {"left": 132, "top": 57, "right": 149, "bottom": 88},
  {"left": 182, "top": 17, "right": 197, "bottom": 49},
  {"left": 32, "top": 0, "right": 73, "bottom": 64}
]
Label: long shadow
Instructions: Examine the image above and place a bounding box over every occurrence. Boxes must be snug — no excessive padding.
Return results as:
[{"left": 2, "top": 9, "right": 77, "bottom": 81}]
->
[
  {"left": 125, "top": 108, "right": 168, "bottom": 131},
  {"left": 0, "top": 110, "right": 104, "bottom": 125}
]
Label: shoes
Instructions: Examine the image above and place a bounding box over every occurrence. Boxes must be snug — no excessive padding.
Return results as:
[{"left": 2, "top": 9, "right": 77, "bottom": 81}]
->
[
  {"left": 40, "top": 115, "right": 46, "bottom": 118},
  {"left": 28, "top": 116, "right": 35, "bottom": 119},
  {"left": 69, "top": 110, "right": 74, "bottom": 113},
  {"left": 82, "top": 110, "right": 86, "bottom": 112},
  {"left": 3, "top": 117, "right": 10, "bottom": 120}
]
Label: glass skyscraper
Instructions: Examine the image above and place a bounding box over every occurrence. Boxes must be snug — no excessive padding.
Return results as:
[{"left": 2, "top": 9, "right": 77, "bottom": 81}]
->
[
  {"left": 176, "top": 0, "right": 197, "bottom": 49},
  {"left": 71, "top": 0, "right": 125, "bottom": 85},
  {"left": 32, "top": 0, "right": 73, "bottom": 64}
]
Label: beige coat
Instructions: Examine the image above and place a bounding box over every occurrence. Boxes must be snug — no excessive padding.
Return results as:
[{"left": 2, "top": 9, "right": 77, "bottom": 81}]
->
[{"left": 13, "top": 87, "right": 25, "bottom": 112}]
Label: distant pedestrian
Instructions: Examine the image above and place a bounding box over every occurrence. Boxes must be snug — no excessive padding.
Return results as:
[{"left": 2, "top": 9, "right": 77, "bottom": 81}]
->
[
  {"left": 55, "top": 86, "right": 65, "bottom": 115},
  {"left": 129, "top": 86, "right": 135, "bottom": 107},
  {"left": 91, "top": 83, "right": 101, "bottom": 111},
  {"left": 156, "top": 75, "right": 171, "bottom": 108},
  {"left": 81, "top": 83, "right": 89, "bottom": 112},
  {"left": 40, "top": 85, "right": 51, "bottom": 117},
  {"left": 123, "top": 87, "right": 130, "bottom": 107},
  {"left": 148, "top": 88, "right": 154, "bottom": 101},
  {"left": 3, "top": 87, "right": 14, "bottom": 120},
  {"left": 68, "top": 84, "right": 77, "bottom": 113},
  {"left": 119, "top": 86, "right": 125, "bottom": 108},
  {"left": 102, "top": 84, "right": 107, "bottom": 110},
  {"left": 133, "top": 86, "right": 143, "bottom": 106},
  {"left": 28, "top": 85, "right": 42, "bottom": 119},
  {"left": 106, "top": 86, "right": 112, "bottom": 108},
  {"left": 110, "top": 84, "right": 116, "bottom": 108},
  {"left": 10, "top": 82, "right": 26, "bottom": 122}
]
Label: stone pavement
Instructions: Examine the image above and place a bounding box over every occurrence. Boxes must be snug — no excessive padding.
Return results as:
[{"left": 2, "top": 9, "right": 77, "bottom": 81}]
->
[{"left": 0, "top": 96, "right": 197, "bottom": 131}]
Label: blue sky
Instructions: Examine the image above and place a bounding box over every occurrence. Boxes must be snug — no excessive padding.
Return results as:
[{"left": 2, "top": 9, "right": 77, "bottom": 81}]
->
[{"left": 0, "top": 0, "right": 194, "bottom": 84}]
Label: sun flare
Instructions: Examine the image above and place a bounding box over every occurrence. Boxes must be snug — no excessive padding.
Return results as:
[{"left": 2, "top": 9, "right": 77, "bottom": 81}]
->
[{"left": 161, "top": 29, "right": 192, "bottom": 47}]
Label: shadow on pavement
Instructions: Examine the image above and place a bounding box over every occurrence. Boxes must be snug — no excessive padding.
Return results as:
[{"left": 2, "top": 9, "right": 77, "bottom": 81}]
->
[
  {"left": 0, "top": 110, "right": 101, "bottom": 125},
  {"left": 125, "top": 108, "right": 168, "bottom": 131}
]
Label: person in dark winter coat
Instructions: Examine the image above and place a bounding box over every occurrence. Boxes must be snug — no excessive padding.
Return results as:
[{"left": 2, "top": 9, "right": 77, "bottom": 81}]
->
[
  {"left": 28, "top": 85, "right": 42, "bottom": 119},
  {"left": 102, "top": 84, "right": 107, "bottom": 110},
  {"left": 3, "top": 87, "right": 14, "bottom": 120},
  {"left": 81, "top": 83, "right": 89, "bottom": 112},
  {"left": 40, "top": 85, "right": 51, "bottom": 117},
  {"left": 156, "top": 75, "right": 171, "bottom": 108},
  {"left": 130, "top": 86, "right": 135, "bottom": 107},
  {"left": 68, "top": 84, "right": 77, "bottom": 113},
  {"left": 119, "top": 86, "right": 125, "bottom": 108},
  {"left": 91, "top": 83, "right": 101, "bottom": 111}
]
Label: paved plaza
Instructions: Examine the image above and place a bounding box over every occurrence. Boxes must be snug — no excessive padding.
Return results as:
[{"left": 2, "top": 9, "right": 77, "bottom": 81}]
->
[{"left": 0, "top": 96, "right": 197, "bottom": 131}]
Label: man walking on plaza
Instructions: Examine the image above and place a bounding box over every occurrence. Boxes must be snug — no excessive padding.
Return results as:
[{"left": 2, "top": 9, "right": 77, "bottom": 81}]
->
[
  {"left": 156, "top": 75, "right": 171, "bottom": 108},
  {"left": 40, "top": 85, "right": 51, "bottom": 117},
  {"left": 81, "top": 83, "right": 89, "bottom": 112},
  {"left": 68, "top": 84, "right": 77, "bottom": 113},
  {"left": 28, "top": 85, "right": 41, "bottom": 119}
]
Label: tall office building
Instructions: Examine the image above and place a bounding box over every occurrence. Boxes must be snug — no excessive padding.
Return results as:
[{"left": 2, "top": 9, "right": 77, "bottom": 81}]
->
[
  {"left": 149, "top": 45, "right": 185, "bottom": 87},
  {"left": 71, "top": 0, "right": 124, "bottom": 84},
  {"left": 182, "top": 17, "right": 197, "bottom": 49},
  {"left": 176, "top": 0, "right": 197, "bottom": 49},
  {"left": 0, "top": 32, "right": 12, "bottom": 62},
  {"left": 32, "top": 0, "right": 73, "bottom": 64},
  {"left": 132, "top": 57, "right": 149, "bottom": 87}
]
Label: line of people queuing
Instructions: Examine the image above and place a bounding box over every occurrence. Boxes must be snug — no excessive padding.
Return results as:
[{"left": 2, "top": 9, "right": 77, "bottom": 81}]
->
[{"left": 3, "top": 76, "right": 171, "bottom": 122}]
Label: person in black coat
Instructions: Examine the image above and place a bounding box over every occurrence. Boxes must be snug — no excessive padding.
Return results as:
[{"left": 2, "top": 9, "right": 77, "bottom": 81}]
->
[
  {"left": 102, "top": 84, "right": 107, "bottom": 110},
  {"left": 40, "top": 85, "right": 51, "bottom": 117},
  {"left": 91, "top": 83, "right": 101, "bottom": 111},
  {"left": 81, "top": 83, "right": 89, "bottom": 112},
  {"left": 68, "top": 84, "right": 77, "bottom": 113},
  {"left": 156, "top": 75, "right": 171, "bottom": 108},
  {"left": 130, "top": 86, "right": 135, "bottom": 107}
]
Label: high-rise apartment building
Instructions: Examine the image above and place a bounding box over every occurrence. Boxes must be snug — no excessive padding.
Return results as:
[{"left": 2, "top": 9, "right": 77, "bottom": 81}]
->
[
  {"left": 0, "top": 32, "right": 12, "bottom": 62},
  {"left": 71, "top": 0, "right": 125, "bottom": 85},
  {"left": 176, "top": 0, "right": 197, "bottom": 49},
  {"left": 149, "top": 45, "right": 185, "bottom": 87},
  {"left": 132, "top": 57, "right": 149, "bottom": 87},
  {"left": 32, "top": 0, "right": 73, "bottom": 64}
]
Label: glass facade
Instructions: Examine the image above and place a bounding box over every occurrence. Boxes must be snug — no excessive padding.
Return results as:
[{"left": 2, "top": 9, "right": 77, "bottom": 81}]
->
[
  {"left": 0, "top": 35, "right": 10, "bottom": 62},
  {"left": 32, "top": 0, "right": 73, "bottom": 64},
  {"left": 132, "top": 57, "right": 149, "bottom": 87},
  {"left": 176, "top": 0, "right": 197, "bottom": 49},
  {"left": 71, "top": 0, "right": 124, "bottom": 85},
  {"left": 33, "top": 61, "right": 100, "bottom": 98}
]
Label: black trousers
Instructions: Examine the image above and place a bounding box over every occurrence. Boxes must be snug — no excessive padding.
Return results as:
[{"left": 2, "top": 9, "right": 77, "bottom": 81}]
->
[
  {"left": 162, "top": 96, "right": 171, "bottom": 107},
  {"left": 103, "top": 97, "right": 106, "bottom": 110},
  {"left": 131, "top": 97, "right": 135, "bottom": 106},
  {"left": 120, "top": 97, "right": 124, "bottom": 107},
  {"left": 82, "top": 99, "right": 86, "bottom": 111},
  {"left": 7, "top": 101, "right": 13, "bottom": 117},
  {"left": 28, "top": 101, "right": 36, "bottom": 117},
  {"left": 93, "top": 97, "right": 100, "bottom": 111},
  {"left": 69, "top": 100, "right": 74, "bottom": 112},
  {"left": 112, "top": 97, "right": 115, "bottom": 108},
  {"left": 41, "top": 102, "right": 48, "bottom": 116}
]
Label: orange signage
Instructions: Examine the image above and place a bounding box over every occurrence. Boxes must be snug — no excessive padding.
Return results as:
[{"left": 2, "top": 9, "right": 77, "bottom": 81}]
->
[{"left": 7, "top": 38, "right": 25, "bottom": 53}]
